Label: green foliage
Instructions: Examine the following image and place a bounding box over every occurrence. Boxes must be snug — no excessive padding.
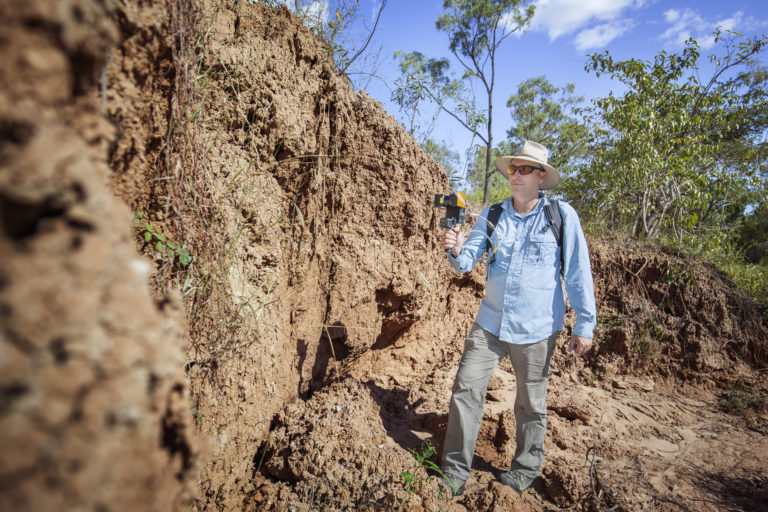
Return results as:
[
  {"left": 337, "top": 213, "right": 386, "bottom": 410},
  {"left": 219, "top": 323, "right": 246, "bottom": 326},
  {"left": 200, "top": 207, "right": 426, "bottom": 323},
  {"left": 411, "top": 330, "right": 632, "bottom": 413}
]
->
[
  {"left": 505, "top": 76, "right": 590, "bottom": 182},
  {"left": 392, "top": 50, "right": 484, "bottom": 146},
  {"left": 633, "top": 313, "right": 664, "bottom": 360},
  {"left": 573, "top": 31, "right": 768, "bottom": 242},
  {"left": 695, "top": 241, "right": 768, "bottom": 312},
  {"left": 643, "top": 318, "right": 667, "bottom": 344},
  {"left": 735, "top": 204, "right": 768, "bottom": 264},
  {"left": 421, "top": 138, "right": 464, "bottom": 182},
  {"left": 464, "top": 144, "right": 509, "bottom": 205},
  {"left": 134, "top": 211, "right": 193, "bottom": 267},
  {"left": 398, "top": 440, "right": 452, "bottom": 510},
  {"left": 724, "top": 261, "right": 768, "bottom": 312},
  {"left": 658, "top": 263, "right": 697, "bottom": 288}
]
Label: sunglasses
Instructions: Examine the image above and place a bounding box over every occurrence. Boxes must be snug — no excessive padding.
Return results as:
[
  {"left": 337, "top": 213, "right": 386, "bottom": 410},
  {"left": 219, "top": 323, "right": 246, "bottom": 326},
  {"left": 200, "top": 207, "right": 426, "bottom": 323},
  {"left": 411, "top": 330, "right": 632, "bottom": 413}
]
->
[{"left": 507, "top": 163, "right": 544, "bottom": 175}]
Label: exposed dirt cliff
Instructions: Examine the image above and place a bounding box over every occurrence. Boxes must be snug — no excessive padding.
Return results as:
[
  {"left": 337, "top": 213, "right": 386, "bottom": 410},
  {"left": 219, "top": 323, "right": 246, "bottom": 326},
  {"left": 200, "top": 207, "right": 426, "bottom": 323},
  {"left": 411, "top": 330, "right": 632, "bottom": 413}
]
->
[{"left": 1, "top": 1, "right": 766, "bottom": 512}]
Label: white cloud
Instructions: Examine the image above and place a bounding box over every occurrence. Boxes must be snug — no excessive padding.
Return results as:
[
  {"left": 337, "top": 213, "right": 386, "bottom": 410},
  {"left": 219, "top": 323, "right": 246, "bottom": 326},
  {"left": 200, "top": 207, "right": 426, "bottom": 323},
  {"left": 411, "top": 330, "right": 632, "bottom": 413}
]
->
[
  {"left": 660, "top": 8, "right": 710, "bottom": 47},
  {"left": 574, "top": 21, "right": 632, "bottom": 51},
  {"left": 715, "top": 12, "right": 742, "bottom": 33},
  {"left": 529, "top": 0, "right": 644, "bottom": 40},
  {"left": 659, "top": 9, "right": 762, "bottom": 50},
  {"left": 510, "top": 0, "right": 645, "bottom": 51}
]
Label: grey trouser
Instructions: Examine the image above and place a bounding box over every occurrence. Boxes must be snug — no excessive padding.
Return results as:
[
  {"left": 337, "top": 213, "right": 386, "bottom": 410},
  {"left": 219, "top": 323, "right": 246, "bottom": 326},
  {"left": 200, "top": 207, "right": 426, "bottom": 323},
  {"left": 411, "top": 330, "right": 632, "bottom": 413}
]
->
[{"left": 441, "top": 323, "right": 558, "bottom": 481}]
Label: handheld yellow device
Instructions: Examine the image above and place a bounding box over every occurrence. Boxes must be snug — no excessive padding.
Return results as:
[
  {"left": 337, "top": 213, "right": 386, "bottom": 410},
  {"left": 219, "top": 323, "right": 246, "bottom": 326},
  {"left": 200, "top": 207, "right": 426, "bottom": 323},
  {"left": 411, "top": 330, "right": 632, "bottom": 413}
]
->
[{"left": 434, "top": 192, "right": 467, "bottom": 229}]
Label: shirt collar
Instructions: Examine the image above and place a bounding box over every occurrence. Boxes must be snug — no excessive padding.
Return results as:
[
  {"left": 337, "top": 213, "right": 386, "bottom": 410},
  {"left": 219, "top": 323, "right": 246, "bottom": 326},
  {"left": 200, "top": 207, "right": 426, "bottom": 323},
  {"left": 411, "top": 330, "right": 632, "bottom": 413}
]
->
[{"left": 503, "top": 192, "right": 547, "bottom": 218}]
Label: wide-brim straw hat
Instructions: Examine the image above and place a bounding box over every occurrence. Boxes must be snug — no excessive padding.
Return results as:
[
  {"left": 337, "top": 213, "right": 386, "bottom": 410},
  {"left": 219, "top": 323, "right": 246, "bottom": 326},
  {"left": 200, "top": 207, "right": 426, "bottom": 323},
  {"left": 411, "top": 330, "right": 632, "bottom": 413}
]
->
[{"left": 494, "top": 140, "right": 560, "bottom": 189}]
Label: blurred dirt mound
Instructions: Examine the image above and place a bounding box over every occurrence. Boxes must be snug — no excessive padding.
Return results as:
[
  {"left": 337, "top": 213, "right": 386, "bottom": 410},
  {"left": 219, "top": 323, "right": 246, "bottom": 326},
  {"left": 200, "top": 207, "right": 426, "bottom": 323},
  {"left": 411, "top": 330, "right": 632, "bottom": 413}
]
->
[{"left": 0, "top": 0, "right": 201, "bottom": 510}]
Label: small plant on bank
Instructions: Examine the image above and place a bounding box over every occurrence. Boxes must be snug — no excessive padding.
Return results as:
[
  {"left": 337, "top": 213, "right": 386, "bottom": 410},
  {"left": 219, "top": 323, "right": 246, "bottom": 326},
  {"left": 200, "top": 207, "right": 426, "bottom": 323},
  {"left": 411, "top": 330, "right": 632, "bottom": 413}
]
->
[
  {"left": 135, "top": 211, "right": 193, "bottom": 267},
  {"left": 658, "top": 263, "right": 697, "bottom": 288},
  {"left": 398, "top": 440, "right": 453, "bottom": 510},
  {"left": 720, "top": 380, "right": 766, "bottom": 416}
]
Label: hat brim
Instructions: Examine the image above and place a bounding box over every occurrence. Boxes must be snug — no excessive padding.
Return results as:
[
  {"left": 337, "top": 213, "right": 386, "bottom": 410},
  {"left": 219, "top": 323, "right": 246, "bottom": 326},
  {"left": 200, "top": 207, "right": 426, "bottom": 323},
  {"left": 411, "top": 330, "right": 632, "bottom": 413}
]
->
[{"left": 494, "top": 155, "right": 560, "bottom": 189}]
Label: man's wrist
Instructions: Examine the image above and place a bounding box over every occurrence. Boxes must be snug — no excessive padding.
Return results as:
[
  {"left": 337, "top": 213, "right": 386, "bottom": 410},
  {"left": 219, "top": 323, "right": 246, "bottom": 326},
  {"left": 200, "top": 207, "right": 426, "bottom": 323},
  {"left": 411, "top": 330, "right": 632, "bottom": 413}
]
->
[{"left": 572, "top": 329, "right": 594, "bottom": 340}]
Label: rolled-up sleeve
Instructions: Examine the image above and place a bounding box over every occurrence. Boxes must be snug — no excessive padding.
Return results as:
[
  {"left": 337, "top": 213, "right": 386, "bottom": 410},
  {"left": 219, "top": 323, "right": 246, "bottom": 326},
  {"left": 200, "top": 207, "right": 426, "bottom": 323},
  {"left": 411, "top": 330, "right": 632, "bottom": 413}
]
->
[{"left": 560, "top": 203, "right": 597, "bottom": 338}]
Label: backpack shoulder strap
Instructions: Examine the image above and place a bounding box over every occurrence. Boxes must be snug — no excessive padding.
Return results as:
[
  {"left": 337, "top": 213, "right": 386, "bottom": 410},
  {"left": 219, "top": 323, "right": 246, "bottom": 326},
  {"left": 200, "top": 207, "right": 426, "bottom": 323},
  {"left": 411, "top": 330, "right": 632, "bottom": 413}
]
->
[
  {"left": 543, "top": 199, "right": 563, "bottom": 246},
  {"left": 543, "top": 199, "right": 565, "bottom": 274},
  {"left": 486, "top": 202, "right": 504, "bottom": 264}
]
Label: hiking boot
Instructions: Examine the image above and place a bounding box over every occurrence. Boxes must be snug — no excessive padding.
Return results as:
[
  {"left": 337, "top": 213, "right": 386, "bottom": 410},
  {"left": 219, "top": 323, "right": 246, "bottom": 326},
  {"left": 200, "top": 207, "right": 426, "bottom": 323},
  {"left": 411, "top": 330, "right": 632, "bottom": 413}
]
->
[
  {"left": 442, "top": 474, "right": 466, "bottom": 497},
  {"left": 499, "top": 470, "right": 534, "bottom": 493}
]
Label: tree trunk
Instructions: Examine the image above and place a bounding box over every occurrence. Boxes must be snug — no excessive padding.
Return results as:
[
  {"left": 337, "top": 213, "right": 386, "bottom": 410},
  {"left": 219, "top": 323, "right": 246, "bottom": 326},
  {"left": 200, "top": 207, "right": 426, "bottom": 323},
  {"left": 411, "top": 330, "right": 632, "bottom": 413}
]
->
[{"left": 483, "top": 93, "right": 493, "bottom": 205}]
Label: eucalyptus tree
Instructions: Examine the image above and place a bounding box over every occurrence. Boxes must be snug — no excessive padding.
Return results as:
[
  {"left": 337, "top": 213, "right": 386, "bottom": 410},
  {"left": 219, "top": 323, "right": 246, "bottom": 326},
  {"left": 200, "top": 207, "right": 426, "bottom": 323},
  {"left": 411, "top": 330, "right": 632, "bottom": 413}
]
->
[
  {"left": 462, "top": 76, "right": 589, "bottom": 205},
  {"left": 393, "top": 0, "right": 535, "bottom": 205},
  {"left": 505, "top": 76, "right": 589, "bottom": 187}
]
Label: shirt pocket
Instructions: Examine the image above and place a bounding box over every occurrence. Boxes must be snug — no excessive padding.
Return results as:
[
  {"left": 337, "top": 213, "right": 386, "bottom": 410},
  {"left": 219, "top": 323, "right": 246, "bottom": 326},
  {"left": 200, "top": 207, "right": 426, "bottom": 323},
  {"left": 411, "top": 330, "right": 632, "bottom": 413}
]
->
[
  {"left": 525, "top": 232, "right": 558, "bottom": 265},
  {"left": 523, "top": 232, "right": 559, "bottom": 290}
]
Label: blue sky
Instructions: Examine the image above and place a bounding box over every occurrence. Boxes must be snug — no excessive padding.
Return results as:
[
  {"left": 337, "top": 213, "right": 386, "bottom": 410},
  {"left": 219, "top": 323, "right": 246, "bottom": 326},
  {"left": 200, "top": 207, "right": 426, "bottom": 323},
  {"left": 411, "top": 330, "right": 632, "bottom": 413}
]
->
[{"left": 305, "top": 1, "right": 768, "bottom": 166}]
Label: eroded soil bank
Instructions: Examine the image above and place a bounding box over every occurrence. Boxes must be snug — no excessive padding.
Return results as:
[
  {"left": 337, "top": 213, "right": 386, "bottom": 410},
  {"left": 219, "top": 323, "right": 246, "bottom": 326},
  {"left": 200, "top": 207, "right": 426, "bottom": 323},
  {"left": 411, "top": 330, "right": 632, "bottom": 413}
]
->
[{"left": 1, "top": 1, "right": 766, "bottom": 511}]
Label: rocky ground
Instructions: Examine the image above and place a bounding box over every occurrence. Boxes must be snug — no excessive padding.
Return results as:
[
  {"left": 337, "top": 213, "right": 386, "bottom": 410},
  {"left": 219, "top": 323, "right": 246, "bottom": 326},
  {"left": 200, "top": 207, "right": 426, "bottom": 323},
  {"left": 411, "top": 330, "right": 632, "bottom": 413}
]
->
[{"left": 1, "top": 1, "right": 766, "bottom": 511}]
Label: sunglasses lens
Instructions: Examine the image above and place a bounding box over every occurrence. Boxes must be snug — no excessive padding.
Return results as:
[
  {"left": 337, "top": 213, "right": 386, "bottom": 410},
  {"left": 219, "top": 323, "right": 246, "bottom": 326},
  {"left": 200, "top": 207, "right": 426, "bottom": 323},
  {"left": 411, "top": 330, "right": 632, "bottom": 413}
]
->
[{"left": 507, "top": 164, "right": 538, "bottom": 175}]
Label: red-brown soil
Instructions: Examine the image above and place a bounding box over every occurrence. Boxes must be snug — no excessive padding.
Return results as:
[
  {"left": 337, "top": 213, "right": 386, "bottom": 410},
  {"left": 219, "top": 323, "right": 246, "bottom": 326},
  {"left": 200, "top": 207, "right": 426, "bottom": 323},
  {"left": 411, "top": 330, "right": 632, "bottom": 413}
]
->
[{"left": 1, "top": 1, "right": 766, "bottom": 511}]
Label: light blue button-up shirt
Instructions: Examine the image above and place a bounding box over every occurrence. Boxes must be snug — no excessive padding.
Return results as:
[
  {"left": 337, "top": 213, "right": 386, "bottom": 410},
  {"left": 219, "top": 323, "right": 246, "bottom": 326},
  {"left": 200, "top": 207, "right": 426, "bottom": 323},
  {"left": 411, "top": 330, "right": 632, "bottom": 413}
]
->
[{"left": 448, "top": 193, "right": 596, "bottom": 345}]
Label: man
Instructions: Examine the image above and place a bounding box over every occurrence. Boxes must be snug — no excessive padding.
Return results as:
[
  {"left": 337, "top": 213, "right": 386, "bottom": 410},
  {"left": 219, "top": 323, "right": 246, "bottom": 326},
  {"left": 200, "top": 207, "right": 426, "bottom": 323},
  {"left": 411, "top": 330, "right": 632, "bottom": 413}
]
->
[{"left": 439, "top": 140, "right": 596, "bottom": 496}]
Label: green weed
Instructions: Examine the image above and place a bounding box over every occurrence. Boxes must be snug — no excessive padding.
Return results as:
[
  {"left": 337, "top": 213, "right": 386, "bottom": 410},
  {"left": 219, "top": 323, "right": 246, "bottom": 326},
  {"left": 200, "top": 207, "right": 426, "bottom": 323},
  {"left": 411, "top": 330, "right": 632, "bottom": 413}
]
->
[
  {"left": 658, "top": 263, "right": 696, "bottom": 288},
  {"left": 398, "top": 440, "right": 453, "bottom": 510},
  {"left": 135, "top": 211, "right": 193, "bottom": 267},
  {"left": 630, "top": 312, "right": 666, "bottom": 361},
  {"left": 642, "top": 318, "right": 666, "bottom": 344},
  {"left": 597, "top": 309, "right": 627, "bottom": 327},
  {"left": 719, "top": 258, "right": 768, "bottom": 312}
]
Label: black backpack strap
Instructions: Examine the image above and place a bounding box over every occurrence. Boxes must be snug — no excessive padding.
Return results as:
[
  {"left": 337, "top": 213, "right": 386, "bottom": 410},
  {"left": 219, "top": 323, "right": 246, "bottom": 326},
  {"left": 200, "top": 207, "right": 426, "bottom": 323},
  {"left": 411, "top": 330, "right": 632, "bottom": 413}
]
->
[
  {"left": 543, "top": 200, "right": 562, "bottom": 246},
  {"left": 486, "top": 202, "right": 503, "bottom": 264},
  {"left": 543, "top": 199, "right": 565, "bottom": 274}
]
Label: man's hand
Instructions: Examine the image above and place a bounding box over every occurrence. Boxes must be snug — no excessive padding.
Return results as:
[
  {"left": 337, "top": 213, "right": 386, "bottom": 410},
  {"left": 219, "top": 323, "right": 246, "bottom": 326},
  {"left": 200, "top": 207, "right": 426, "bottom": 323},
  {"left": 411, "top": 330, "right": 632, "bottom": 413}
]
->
[
  {"left": 441, "top": 226, "right": 464, "bottom": 256},
  {"left": 568, "top": 335, "right": 592, "bottom": 355}
]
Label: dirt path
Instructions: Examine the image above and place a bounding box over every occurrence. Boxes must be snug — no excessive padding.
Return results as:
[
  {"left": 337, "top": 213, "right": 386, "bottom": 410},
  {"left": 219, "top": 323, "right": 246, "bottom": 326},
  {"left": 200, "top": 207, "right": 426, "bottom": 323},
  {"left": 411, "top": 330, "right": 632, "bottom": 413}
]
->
[{"left": 251, "top": 325, "right": 768, "bottom": 511}]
